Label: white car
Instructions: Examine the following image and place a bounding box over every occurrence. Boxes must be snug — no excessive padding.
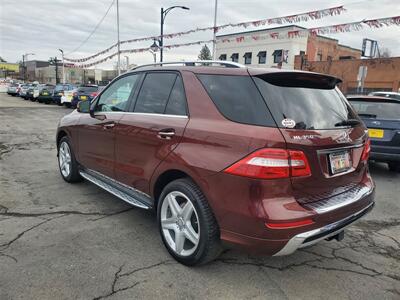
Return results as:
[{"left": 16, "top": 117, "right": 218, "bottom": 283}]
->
[{"left": 61, "top": 88, "right": 77, "bottom": 108}]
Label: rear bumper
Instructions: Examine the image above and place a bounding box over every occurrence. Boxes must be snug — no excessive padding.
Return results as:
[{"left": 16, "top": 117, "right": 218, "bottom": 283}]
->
[{"left": 273, "top": 201, "right": 374, "bottom": 256}]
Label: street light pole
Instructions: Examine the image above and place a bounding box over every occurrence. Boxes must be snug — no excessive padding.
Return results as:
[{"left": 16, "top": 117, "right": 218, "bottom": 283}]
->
[
  {"left": 160, "top": 6, "right": 190, "bottom": 62},
  {"left": 124, "top": 55, "right": 129, "bottom": 70},
  {"left": 59, "top": 49, "right": 65, "bottom": 84},
  {"left": 212, "top": 0, "right": 218, "bottom": 60},
  {"left": 116, "top": 0, "right": 121, "bottom": 75}
]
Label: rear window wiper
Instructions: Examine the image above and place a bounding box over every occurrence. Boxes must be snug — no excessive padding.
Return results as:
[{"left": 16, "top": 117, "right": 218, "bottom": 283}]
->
[
  {"left": 334, "top": 119, "right": 361, "bottom": 127},
  {"left": 358, "top": 113, "right": 377, "bottom": 118}
]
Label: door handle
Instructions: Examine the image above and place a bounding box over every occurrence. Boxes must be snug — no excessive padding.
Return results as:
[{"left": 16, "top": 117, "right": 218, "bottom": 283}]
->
[
  {"left": 103, "top": 122, "right": 115, "bottom": 129},
  {"left": 158, "top": 129, "right": 175, "bottom": 139}
]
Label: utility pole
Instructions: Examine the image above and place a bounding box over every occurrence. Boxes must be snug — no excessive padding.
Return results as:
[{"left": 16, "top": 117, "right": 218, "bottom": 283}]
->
[
  {"left": 212, "top": 0, "right": 218, "bottom": 60},
  {"left": 49, "top": 57, "right": 61, "bottom": 84},
  {"left": 116, "top": 0, "right": 121, "bottom": 75},
  {"left": 22, "top": 55, "right": 25, "bottom": 82},
  {"left": 59, "top": 49, "right": 65, "bottom": 84}
]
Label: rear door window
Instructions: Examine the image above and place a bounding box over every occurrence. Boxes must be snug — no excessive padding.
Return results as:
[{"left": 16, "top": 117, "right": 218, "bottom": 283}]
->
[
  {"left": 197, "top": 74, "right": 275, "bottom": 126},
  {"left": 164, "top": 76, "right": 187, "bottom": 116},
  {"left": 253, "top": 75, "right": 356, "bottom": 130},
  {"left": 134, "top": 73, "right": 177, "bottom": 114},
  {"left": 349, "top": 100, "right": 400, "bottom": 120}
]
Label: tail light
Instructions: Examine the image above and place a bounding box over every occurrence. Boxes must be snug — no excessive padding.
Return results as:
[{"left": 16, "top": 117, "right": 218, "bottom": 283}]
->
[
  {"left": 266, "top": 218, "right": 314, "bottom": 229},
  {"left": 90, "top": 92, "right": 98, "bottom": 98},
  {"left": 361, "top": 138, "right": 371, "bottom": 162},
  {"left": 224, "top": 148, "right": 311, "bottom": 179}
]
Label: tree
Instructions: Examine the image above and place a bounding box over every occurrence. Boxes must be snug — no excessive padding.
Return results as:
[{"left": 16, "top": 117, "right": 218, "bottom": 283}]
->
[
  {"left": 198, "top": 44, "right": 212, "bottom": 60},
  {"left": 0, "top": 56, "right": 6, "bottom": 62}
]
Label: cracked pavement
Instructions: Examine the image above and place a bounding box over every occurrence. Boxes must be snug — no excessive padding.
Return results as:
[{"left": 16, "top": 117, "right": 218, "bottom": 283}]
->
[{"left": 0, "top": 94, "right": 399, "bottom": 300}]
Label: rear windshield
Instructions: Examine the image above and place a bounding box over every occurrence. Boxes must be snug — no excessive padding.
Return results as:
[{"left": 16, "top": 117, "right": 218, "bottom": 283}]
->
[
  {"left": 372, "top": 93, "right": 400, "bottom": 100},
  {"left": 254, "top": 76, "right": 356, "bottom": 130},
  {"left": 78, "top": 86, "right": 98, "bottom": 93},
  {"left": 197, "top": 75, "right": 275, "bottom": 126},
  {"left": 349, "top": 100, "right": 400, "bottom": 120}
]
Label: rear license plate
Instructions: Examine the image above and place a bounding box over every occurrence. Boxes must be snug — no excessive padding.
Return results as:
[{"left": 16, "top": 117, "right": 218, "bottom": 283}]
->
[
  {"left": 329, "top": 151, "right": 351, "bottom": 174},
  {"left": 67, "top": 95, "right": 72, "bottom": 100},
  {"left": 80, "top": 95, "right": 87, "bottom": 100},
  {"left": 368, "top": 128, "right": 384, "bottom": 138},
  {"left": 43, "top": 92, "right": 48, "bottom": 95}
]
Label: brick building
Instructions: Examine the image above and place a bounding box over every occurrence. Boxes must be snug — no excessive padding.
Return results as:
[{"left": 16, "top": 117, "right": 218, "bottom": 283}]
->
[{"left": 294, "top": 56, "right": 400, "bottom": 95}]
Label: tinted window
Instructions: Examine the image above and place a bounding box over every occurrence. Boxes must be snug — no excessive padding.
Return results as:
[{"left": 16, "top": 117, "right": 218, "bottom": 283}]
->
[
  {"left": 349, "top": 100, "right": 400, "bottom": 120},
  {"left": 78, "top": 86, "right": 98, "bottom": 93},
  {"left": 95, "top": 74, "right": 139, "bottom": 112},
  {"left": 134, "top": 73, "right": 177, "bottom": 114},
  {"left": 254, "top": 77, "right": 356, "bottom": 130},
  {"left": 197, "top": 75, "right": 275, "bottom": 127},
  {"left": 165, "top": 76, "right": 187, "bottom": 116}
]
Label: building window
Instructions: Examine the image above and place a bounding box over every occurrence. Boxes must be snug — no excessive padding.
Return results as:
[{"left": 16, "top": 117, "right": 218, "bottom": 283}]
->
[
  {"left": 231, "top": 53, "right": 239, "bottom": 63},
  {"left": 272, "top": 50, "right": 283, "bottom": 63},
  {"left": 257, "top": 51, "right": 267, "bottom": 64},
  {"left": 219, "top": 54, "right": 227, "bottom": 61},
  {"left": 317, "top": 50, "right": 323, "bottom": 61},
  {"left": 243, "top": 52, "right": 252, "bottom": 65},
  {"left": 299, "top": 51, "right": 305, "bottom": 57}
]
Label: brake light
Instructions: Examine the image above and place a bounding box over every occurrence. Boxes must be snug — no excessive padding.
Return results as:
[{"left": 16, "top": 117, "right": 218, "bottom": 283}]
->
[
  {"left": 361, "top": 138, "right": 371, "bottom": 162},
  {"left": 224, "top": 148, "right": 311, "bottom": 179},
  {"left": 266, "top": 218, "right": 314, "bottom": 229},
  {"left": 90, "top": 92, "right": 98, "bottom": 97}
]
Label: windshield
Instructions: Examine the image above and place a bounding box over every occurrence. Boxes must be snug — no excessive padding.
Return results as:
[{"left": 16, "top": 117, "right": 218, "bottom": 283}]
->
[
  {"left": 349, "top": 100, "right": 400, "bottom": 120},
  {"left": 254, "top": 77, "right": 356, "bottom": 130}
]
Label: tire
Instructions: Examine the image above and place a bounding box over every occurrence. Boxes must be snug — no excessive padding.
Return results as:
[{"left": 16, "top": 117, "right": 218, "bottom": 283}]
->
[
  {"left": 388, "top": 162, "right": 400, "bottom": 172},
  {"left": 65, "top": 103, "right": 71, "bottom": 108},
  {"left": 58, "top": 136, "right": 82, "bottom": 183},
  {"left": 157, "top": 178, "right": 222, "bottom": 266}
]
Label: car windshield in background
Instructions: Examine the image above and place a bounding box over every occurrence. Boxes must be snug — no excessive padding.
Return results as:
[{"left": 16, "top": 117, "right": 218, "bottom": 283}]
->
[
  {"left": 253, "top": 76, "right": 355, "bottom": 130},
  {"left": 349, "top": 100, "right": 400, "bottom": 120},
  {"left": 371, "top": 93, "right": 400, "bottom": 100},
  {"left": 78, "top": 86, "right": 98, "bottom": 93}
]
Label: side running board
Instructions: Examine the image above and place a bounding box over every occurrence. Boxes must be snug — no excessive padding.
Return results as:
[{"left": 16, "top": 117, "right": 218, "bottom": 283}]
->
[{"left": 79, "top": 169, "right": 153, "bottom": 210}]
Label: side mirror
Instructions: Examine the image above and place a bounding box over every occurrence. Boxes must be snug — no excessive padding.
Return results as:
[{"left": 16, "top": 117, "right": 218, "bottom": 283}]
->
[{"left": 77, "top": 100, "right": 90, "bottom": 113}]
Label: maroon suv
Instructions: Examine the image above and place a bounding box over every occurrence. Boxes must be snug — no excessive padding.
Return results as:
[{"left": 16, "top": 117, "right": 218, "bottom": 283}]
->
[{"left": 56, "top": 61, "right": 374, "bottom": 265}]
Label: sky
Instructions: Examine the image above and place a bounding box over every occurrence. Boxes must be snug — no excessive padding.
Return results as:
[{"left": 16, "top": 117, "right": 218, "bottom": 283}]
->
[{"left": 1, "top": 0, "right": 399, "bottom": 69}]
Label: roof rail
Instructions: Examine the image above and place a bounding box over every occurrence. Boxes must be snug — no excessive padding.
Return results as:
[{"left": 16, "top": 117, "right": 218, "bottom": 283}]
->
[{"left": 131, "top": 60, "right": 245, "bottom": 71}]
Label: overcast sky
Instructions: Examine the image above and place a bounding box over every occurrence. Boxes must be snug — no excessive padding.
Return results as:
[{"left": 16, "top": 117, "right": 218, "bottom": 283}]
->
[{"left": 1, "top": 0, "right": 399, "bottom": 68}]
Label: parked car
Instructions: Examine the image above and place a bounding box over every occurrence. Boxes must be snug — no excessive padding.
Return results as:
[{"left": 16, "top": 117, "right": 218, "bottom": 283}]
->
[
  {"left": 60, "top": 87, "right": 77, "bottom": 108},
  {"left": 38, "top": 84, "right": 56, "bottom": 104},
  {"left": 7, "top": 83, "right": 21, "bottom": 96},
  {"left": 25, "top": 86, "right": 36, "bottom": 100},
  {"left": 56, "top": 61, "right": 375, "bottom": 266},
  {"left": 52, "top": 84, "right": 76, "bottom": 105},
  {"left": 19, "top": 84, "right": 31, "bottom": 99},
  {"left": 348, "top": 95, "right": 400, "bottom": 172},
  {"left": 368, "top": 91, "right": 400, "bottom": 100},
  {"left": 70, "top": 85, "right": 100, "bottom": 108}
]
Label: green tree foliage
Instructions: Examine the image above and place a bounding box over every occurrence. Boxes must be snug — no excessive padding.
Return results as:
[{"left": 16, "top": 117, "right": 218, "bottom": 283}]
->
[{"left": 198, "top": 44, "right": 212, "bottom": 60}]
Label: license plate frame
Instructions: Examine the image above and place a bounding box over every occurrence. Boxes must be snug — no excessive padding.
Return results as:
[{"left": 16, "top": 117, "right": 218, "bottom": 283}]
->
[
  {"left": 329, "top": 150, "right": 352, "bottom": 175},
  {"left": 368, "top": 128, "right": 384, "bottom": 138}
]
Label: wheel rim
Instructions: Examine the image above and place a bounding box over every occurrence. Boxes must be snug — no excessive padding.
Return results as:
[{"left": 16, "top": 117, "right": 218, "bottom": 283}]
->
[
  {"left": 58, "top": 141, "right": 72, "bottom": 178},
  {"left": 160, "top": 191, "right": 200, "bottom": 257}
]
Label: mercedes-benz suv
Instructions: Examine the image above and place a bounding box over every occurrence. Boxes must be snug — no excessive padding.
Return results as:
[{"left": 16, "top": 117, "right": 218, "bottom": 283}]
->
[{"left": 56, "top": 61, "right": 375, "bottom": 265}]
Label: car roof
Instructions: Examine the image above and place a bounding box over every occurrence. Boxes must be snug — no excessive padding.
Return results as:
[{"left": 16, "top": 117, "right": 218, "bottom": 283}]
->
[{"left": 347, "top": 95, "right": 400, "bottom": 103}]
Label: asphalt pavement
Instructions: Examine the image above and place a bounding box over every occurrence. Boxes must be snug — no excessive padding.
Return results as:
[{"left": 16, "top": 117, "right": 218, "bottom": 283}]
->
[{"left": 0, "top": 93, "right": 399, "bottom": 300}]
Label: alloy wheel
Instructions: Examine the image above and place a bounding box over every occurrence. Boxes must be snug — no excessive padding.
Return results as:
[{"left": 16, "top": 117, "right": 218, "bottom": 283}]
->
[
  {"left": 58, "top": 141, "right": 72, "bottom": 178},
  {"left": 160, "top": 191, "right": 200, "bottom": 257}
]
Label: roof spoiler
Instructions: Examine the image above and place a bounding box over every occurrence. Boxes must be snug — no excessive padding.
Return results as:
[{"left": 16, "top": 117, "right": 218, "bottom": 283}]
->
[{"left": 253, "top": 72, "right": 342, "bottom": 90}]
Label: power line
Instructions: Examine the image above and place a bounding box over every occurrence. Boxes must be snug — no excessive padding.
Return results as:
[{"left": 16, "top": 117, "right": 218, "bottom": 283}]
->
[{"left": 65, "top": 0, "right": 115, "bottom": 55}]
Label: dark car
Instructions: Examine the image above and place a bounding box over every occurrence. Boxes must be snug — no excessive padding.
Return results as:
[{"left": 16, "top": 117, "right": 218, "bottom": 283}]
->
[
  {"left": 25, "top": 86, "right": 35, "bottom": 100},
  {"left": 70, "top": 85, "right": 100, "bottom": 108},
  {"left": 348, "top": 95, "right": 400, "bottom": 172},
  {"left": 56, "top": 61, "right": 374, "bottom": 266},
  {"left": 37, "top": 84, "right": 56, "bottom": 104},
  {"left": 52, "top": 84, "right": 76, "bottom": 105}
]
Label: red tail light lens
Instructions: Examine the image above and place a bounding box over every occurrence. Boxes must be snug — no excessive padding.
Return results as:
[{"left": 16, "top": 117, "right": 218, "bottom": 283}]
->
[
  {"left": 266, "top": 218, "right": 314, "bottom": 229},
  {"left": 361, "top": 138, "right": 371, "bottom": 162},
  {"left": 90, "top": 92, "right": 98, "bottom": 97},
  {"left": 224, "top": 148, "right": 311, "bottom": 179}
]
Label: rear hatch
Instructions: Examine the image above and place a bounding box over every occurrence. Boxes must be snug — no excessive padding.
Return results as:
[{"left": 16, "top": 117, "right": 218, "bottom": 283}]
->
[
  {"left": 77, "top": 86, "right": 98, "bottom": 101},
  {"left": 251, "top": 71, "right": 368, "bottom": 204},
  {"left": 348, "top": 98, "right": 400, "bottom": 152}
]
